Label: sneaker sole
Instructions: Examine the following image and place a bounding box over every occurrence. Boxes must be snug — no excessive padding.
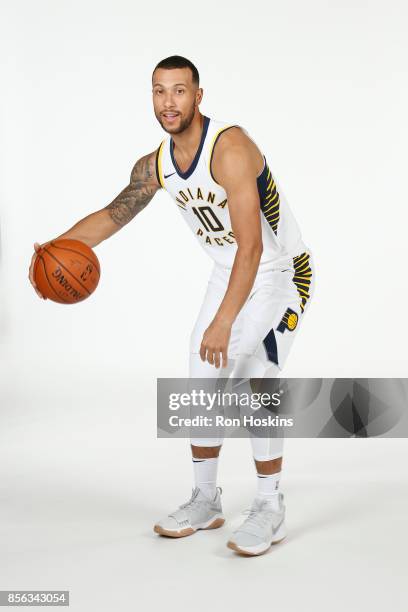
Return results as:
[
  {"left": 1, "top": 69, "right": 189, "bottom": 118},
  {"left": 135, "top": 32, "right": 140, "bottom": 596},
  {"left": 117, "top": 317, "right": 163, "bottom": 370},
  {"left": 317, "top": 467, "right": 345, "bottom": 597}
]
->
[
  {"left": 227, "top": 523, "right": 287, "bottom": 556},
  {"left": 154, "top": 516, "right": 225, "bottom": 538}
]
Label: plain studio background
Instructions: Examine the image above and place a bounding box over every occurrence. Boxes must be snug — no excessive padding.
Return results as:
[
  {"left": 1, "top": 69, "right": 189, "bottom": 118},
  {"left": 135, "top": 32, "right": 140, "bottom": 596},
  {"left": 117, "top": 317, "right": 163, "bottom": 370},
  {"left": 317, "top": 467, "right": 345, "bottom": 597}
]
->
[{"left": 0, "top": 0, "right": 407, "bottom": 610}]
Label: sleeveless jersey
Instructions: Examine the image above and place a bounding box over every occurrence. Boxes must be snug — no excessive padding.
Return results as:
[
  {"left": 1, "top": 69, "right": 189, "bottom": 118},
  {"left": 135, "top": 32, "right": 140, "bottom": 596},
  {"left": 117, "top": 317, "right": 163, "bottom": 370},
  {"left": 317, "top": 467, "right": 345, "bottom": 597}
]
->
[{"left": 155, "top": 115, "right": 308, "bottom": 270}]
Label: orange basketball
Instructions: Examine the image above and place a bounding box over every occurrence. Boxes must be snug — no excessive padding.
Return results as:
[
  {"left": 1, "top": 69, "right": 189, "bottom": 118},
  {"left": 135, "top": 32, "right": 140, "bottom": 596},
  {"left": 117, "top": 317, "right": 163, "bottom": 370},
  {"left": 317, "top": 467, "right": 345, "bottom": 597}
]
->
[{"left": 34, "top": 239, "right": 100, "bottom": 304}]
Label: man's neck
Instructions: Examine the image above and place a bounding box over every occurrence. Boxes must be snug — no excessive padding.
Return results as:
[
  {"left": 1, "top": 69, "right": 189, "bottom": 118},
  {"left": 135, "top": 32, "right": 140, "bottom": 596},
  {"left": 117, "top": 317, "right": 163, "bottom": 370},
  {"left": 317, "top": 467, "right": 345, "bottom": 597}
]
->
[{"left": 171, "top": 112, "right": 205, "bottom": 159}]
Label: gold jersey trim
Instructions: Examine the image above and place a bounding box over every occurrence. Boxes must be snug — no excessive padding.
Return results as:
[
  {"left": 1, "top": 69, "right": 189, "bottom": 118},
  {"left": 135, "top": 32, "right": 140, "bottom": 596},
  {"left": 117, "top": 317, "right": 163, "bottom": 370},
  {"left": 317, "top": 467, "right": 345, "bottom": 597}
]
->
[
  {"left": 155, "top": 140, "right": 166, "bottom": 188},
  {"left": 208, "top": 125, "right": 237, "bottom": 185}
]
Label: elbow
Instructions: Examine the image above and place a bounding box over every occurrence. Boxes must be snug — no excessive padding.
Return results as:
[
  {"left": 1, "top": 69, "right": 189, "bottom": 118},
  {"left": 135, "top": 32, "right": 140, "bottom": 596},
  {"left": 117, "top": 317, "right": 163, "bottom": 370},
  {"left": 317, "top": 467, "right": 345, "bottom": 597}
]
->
[
  {"left": 238, "top": 241, "right": 263, "bottom": 262},
  {"left": 252, "top": 242, "right": 263, "bottom": 261}
]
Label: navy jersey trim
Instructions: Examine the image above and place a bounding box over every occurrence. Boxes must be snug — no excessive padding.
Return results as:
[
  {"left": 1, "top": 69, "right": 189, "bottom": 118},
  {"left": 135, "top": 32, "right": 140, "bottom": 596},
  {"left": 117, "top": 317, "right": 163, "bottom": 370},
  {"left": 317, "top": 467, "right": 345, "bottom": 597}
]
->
[
  {"left": 257, "top": 158, "right": 281, "bottom": 235},
  {"left": 170, "top": 115, "right": 210, "bottom": 180}
]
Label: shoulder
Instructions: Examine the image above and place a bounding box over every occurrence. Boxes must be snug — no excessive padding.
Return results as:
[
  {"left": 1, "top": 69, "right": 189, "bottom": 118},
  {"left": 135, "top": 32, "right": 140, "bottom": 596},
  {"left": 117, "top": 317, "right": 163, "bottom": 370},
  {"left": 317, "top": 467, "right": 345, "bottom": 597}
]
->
[
  {"left": 214, "top": 125, "right": 248, "bottom": 148},
  {"left": 130, "top": 148, "right": 162, "bottom": 190},
  {"left": 211, "top": 125, "right": 264, "bottom": 185}
]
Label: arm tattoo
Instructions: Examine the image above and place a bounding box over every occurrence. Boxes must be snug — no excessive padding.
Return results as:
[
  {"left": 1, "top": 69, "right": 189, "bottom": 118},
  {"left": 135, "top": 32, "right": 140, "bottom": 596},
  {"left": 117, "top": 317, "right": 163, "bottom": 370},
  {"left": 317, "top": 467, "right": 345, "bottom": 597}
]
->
[{"left": 105, "top": 153, "right": 160, "bottom": 227}]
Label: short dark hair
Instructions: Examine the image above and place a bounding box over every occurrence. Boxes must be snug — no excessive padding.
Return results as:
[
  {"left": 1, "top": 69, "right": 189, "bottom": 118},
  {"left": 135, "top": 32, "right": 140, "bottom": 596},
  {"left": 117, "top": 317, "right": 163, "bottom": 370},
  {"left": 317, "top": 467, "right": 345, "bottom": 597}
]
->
[{"left": 153, "top": 55, "right": 200, "bottom": 86}]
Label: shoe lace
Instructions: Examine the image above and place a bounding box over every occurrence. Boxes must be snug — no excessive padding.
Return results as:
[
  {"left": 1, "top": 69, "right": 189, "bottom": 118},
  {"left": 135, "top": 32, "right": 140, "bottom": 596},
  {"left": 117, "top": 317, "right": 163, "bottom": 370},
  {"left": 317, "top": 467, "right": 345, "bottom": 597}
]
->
[
  {"left": 240, "top": 503, "right": 276, "bottom": 530},
  {"left": 178, "top": 487, "right": 201, "bottom": 510},
  {"left": 169, "top": 487, "right": 219, "bottom": 519}
]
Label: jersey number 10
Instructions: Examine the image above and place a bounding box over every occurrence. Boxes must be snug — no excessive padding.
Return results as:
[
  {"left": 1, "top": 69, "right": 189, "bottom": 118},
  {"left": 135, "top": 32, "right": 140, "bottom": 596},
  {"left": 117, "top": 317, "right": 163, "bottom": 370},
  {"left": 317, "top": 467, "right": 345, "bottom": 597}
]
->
[{"left": 192, "top": 206, "right": 224, "bottom": 232}]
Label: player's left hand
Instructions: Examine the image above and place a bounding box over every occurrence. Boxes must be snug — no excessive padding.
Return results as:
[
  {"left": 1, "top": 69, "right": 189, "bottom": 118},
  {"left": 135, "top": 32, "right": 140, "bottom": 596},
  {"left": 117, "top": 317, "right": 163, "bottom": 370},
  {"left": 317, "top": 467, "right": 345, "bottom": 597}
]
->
[{"left": 200, "top": 318, "right": 231, "bottom": 368}]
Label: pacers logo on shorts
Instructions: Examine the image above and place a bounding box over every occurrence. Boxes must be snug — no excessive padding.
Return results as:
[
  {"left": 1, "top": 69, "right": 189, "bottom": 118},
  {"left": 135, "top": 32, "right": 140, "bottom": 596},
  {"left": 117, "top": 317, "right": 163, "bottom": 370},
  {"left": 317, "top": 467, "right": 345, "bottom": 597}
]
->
[{"left": 277, "top": 308, "right": 298, "bottom": 333}]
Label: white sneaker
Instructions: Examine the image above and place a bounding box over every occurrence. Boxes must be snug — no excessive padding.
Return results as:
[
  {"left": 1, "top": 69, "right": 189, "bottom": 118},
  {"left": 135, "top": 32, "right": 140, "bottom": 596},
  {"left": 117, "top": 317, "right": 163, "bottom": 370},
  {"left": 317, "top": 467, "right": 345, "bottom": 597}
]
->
[
  {"left": 154, "top": 487, "right": 225, "bottom": 538},
  {"left": 227, "top": 493, "right": 287, "bottom": 556}
]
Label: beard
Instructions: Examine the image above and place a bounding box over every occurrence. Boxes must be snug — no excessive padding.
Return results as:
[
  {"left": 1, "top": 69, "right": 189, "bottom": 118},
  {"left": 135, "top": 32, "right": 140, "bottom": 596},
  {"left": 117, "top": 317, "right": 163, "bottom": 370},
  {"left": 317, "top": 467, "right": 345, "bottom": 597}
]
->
[{"left": 157, "top": 102, "right": 196, "bottom": 135}]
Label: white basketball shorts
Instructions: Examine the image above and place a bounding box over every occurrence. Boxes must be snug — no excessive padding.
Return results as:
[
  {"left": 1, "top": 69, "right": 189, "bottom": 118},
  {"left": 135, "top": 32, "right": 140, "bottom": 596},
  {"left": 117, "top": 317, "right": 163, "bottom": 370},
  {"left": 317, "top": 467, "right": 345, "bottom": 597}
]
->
[{"left": 189, "top": 251, "right": 316, "bottom": 377}]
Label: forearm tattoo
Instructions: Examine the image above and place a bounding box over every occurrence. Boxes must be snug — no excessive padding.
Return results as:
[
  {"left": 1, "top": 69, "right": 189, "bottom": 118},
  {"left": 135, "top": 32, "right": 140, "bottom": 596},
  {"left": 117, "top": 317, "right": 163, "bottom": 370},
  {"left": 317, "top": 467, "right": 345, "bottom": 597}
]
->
[{"left": 105, "top": 154, "right": 159, "bottom": 226}]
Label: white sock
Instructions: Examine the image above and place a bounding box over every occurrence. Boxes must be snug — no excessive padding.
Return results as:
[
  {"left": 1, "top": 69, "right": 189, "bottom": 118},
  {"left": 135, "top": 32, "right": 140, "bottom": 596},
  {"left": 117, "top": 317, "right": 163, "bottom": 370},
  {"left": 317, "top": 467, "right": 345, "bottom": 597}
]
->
[
  {"left": 192, "top": 457, "right": 219, "bottom": 499},
  {"left": 256, "top": 471, "right": 281, "bottom": 500}
]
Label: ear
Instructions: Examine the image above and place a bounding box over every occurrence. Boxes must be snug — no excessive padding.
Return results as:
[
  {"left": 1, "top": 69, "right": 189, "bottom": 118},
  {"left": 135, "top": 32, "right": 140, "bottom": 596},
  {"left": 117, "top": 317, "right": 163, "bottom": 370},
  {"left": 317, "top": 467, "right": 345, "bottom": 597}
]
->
[{"left": 196, "top": 87, "right": 204, "bottom": 105}]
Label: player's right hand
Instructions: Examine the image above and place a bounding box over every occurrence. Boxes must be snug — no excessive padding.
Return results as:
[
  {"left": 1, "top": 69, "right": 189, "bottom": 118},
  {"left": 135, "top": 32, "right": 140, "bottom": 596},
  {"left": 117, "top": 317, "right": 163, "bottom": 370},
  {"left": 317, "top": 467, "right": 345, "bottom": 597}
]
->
[{"left": 29, "top": 242, "right": 48, "bottom": 299}]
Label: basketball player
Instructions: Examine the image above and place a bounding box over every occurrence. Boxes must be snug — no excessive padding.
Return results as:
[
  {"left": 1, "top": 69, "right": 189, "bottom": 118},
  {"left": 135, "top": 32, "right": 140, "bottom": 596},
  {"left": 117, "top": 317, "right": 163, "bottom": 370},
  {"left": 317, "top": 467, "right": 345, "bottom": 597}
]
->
[{"left": 29, "top": 56, "right": 315, "bottom": 556}]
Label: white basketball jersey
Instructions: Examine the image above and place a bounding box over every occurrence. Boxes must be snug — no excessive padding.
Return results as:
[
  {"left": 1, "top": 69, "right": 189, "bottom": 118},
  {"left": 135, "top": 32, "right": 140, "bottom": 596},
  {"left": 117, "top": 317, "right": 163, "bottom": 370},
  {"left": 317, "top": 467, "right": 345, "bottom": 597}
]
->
[{"left": 155, "top": 115, "right": 308, "bottom": 269}]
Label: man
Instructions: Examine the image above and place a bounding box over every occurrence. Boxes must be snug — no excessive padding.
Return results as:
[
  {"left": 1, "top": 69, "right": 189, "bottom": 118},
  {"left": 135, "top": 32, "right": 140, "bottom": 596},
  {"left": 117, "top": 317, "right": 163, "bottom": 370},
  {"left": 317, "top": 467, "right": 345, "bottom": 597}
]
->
[{"left": 29, "top": 55, "right": 315, "bottom": 556}]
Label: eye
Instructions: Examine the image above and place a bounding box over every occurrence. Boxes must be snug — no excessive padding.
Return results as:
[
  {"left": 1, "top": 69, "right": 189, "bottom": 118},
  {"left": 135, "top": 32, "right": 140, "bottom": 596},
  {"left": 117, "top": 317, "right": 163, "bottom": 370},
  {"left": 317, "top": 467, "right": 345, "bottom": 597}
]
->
[{"left": 176, "top": 89, "right": 185, "bottom": 94}]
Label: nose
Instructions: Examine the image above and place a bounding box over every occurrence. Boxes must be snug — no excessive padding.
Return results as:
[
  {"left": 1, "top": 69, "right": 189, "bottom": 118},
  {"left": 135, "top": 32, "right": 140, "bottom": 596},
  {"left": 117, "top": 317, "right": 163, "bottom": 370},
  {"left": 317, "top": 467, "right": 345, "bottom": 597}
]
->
[{"left": 162, "top": 92, "right": 176, "bottom": 108}]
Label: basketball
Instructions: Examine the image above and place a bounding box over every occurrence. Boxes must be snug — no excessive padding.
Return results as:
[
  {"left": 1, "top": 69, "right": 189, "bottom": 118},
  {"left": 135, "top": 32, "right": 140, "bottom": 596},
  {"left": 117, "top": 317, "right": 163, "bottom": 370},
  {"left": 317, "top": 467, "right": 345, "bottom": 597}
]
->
[{"left": 33, "top": 239, "right": 100, "bottom": 304}]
